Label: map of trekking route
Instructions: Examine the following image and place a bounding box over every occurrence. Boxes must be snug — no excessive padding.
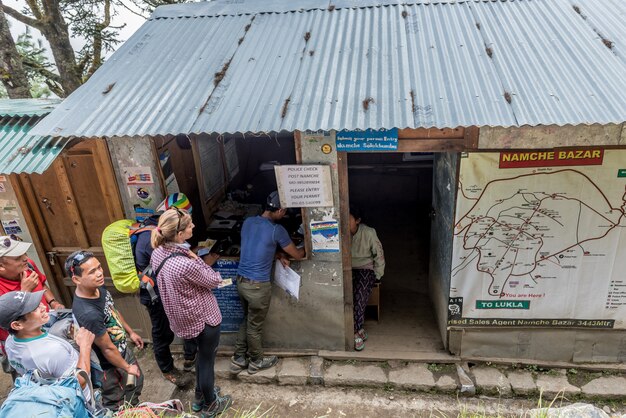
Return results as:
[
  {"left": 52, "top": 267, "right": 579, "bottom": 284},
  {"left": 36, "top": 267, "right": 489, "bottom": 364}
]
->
[{"left": 449, "top": 150, "right": 626, "bottom": 329}]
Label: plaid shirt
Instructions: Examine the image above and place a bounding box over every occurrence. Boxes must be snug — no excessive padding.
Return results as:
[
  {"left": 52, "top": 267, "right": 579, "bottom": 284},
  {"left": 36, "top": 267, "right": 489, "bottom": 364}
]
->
[{"left": 151, "top": 245, "right": 222, "bottom": 339}]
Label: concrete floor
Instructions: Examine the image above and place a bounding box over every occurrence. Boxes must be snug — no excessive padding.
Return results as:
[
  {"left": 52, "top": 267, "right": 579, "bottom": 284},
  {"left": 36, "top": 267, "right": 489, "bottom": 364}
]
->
[{"left": 350, "top": 162, "right": 445, "bottom": 356}]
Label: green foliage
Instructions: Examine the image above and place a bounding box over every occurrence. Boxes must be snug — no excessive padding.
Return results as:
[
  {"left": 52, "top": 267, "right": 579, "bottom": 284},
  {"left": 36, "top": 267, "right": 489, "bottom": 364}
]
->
[
  {"left": 0, "top": 28, "right": 53, "bottom": 98},
  {"left": 427, "top": 363, "right": 443, "bottom": 373}
]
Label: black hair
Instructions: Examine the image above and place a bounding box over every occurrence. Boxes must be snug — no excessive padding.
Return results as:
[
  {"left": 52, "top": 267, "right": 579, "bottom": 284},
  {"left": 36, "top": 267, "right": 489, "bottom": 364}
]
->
[
  {"left": 349, "top": 205, "right": 364, "bottom": 222},
  {"left": 7, "top": 314, "right": 26, "bottom": 335},
  {"left": 64, "top": 250, "right": 95, "bottom": 277},
  {"left": 263, "top": 203, "right": 281, "bottom": 213}
]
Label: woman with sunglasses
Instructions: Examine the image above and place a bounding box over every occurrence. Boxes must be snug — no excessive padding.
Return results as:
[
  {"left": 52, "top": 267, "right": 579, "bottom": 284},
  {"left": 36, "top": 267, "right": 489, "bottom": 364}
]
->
[{"left": 150, "top": 208, "right": 232, "bottom": 417}]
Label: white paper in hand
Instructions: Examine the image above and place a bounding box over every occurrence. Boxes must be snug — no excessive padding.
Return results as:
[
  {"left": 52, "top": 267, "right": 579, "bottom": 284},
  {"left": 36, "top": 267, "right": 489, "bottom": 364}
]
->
[{"left": 273, "top": 260, "right": 301, "bottom": 300}]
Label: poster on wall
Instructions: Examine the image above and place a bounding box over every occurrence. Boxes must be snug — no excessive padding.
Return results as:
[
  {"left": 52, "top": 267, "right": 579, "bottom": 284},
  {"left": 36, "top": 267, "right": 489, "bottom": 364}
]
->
[
  {"left": 310, "top": 220, "right": 340, "bottom": 253},
  {"left": 1, "top": 219, "right": 22, "bottom": 235},
  {"left": 449, "top": 149, "right": 626, "bottom": 329},
  {"left": 212, "top": 259, "right": 244, "bottom": 332},
  {"left": 197, "top": 138, "right": 226, "bottom": 201},
  {"left": 274, "top": 165, "right": 333, "bottom": 208}
]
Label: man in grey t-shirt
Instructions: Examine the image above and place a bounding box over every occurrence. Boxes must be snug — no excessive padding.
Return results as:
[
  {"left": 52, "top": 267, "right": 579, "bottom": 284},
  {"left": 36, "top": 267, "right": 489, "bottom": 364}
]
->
[{"left": 0, "top": 290, "right": 95, "bottom": 397}]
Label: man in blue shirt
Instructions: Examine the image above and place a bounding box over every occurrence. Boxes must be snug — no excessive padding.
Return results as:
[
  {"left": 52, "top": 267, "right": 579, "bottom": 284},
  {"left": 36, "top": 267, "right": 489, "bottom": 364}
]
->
[{"left": 231, "top": 191, "right": 304, "bottom": 375}]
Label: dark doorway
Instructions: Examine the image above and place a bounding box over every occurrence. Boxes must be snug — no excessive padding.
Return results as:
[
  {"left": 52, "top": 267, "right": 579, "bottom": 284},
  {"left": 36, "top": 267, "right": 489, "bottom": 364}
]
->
[{"left": 347, "top": 152, "right": 444, "bottom": 354}]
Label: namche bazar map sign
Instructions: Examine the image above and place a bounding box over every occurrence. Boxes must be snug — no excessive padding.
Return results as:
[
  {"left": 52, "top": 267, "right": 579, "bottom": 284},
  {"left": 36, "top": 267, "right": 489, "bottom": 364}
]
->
[{"left": 449, "top": 149, "right": 626, "bottom": 329}]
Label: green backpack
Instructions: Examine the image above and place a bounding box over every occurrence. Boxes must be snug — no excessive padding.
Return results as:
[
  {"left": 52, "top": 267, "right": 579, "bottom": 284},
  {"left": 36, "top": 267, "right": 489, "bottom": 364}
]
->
[{"left": 101, "top": 219, "right": 155, "bottom": 294}]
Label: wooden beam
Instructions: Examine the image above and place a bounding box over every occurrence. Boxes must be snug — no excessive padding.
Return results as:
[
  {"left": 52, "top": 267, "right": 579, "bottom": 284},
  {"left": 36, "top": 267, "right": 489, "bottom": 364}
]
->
[
  {"left": 464, "top": 126, "right": 480, "bottom": 150},
  {"left": 9, "top": 174, "right": 72, "bottom": 305},
  {"left": 53, "top": 159, "right": 90, "bottom": 248},
  {"left": 90, "top": 138, "right": 125, "bottom": 221},
  {"left": 399, "top": 127, "right": 465, "bottom": 139},
  {"left": 337, "top": 151, "right": 354, "bottom": 350},
  {"left": 396, "top": 138, "right": 468, "bottom": 153},
  {"left": 294, "top": 131, "right": 313, "bottom": 260}
]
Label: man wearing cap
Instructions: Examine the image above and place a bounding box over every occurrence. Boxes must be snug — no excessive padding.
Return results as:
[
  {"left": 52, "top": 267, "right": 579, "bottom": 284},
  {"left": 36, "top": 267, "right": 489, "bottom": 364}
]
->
[
  {"left": 67, "top": 251, "right": 144, "bottom": 411},
  {"left": 134, "top": 193, "right": 195, "bottom": 388},
  {"left": 0, "top": 235, "right": 65, "bottom": 376},
  {"left": 230, "top": 191, "right": 305, "bottom": 375},
  {"left": 0, "top": 290, "right": 95, "bottom": 396}
]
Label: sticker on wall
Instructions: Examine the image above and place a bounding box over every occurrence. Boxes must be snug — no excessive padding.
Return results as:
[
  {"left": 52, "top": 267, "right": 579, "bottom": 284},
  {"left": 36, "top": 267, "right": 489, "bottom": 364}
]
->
[
  {"left": 0, "top": 176, "right": 6, "bottom": 182},
  {"left": 0, "top": 183, "right": 5, "bottom": 193},
  {"left": 321, "top": 144, "right": 332, "bottom": 154},
  {"left": 124, "top": 166, "right": 154, "bottom": 185},
  {"left": 310, "top": 220, "right": 340, "bottom": 253},
  {"left": 134, "top": 206, "right": 155, "bottom": 223},
  {"left": 2, "top": 219, "right": 23, "bottom": 235},
  {"left": 135, "top": 187, "right": 152, "bottom": 205}
]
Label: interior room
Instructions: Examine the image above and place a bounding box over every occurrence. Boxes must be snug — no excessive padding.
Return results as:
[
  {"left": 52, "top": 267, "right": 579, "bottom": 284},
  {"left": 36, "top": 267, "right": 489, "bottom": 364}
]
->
[{"left": 347, "top": 152, "right": 445, "bottom": 355}]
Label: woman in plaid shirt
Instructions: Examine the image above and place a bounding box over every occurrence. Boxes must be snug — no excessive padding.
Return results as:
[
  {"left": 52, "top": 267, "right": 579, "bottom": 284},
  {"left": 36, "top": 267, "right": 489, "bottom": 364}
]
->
[{"left": 150, "top": 208, "right": 232, "bottom": 417}]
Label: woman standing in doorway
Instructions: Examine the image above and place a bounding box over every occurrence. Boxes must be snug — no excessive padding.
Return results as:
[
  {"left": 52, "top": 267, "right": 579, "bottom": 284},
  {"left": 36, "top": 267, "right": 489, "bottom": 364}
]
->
[
  {"left": 151, "top": 208, "right": 232, "bottom": 417},
  {"left": 350, "top": 206, "right": 385, "bottom": 351}
]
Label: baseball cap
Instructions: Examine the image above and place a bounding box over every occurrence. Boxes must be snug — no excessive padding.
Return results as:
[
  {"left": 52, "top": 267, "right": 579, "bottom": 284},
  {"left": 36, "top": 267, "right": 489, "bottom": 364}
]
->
[
  {"left": 156, "top": 193, "right": 192, "bottom": 214},
  {"left": 266, "top": 191, "right": 282, "bottom": 210},
  {"left": 0, "top": 290, "right": 45, "bottom": 330},
  {"left": 0, "top": 236, "right": 31, "bottom": 258}
]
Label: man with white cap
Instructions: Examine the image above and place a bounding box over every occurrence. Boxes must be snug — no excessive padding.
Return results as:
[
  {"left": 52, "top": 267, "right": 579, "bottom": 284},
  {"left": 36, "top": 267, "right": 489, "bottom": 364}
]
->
[
  {"left": 0, "top": 235, "right": 65, "bottom": 377},
  {"left": 0, "top": 290, "right": 95, "bottom": 394}
]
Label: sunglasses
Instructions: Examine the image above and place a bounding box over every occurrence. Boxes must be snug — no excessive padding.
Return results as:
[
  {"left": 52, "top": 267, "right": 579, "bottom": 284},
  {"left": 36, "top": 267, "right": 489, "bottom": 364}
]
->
[
  {"left": 173, "top": 207, "right": 185, "bottom": 232},
  {"left": 1, "top": 234, "right": 23, "bottom": 248},
  {"left": 69, "top": 251, "right": 94, "bottom": 275}
]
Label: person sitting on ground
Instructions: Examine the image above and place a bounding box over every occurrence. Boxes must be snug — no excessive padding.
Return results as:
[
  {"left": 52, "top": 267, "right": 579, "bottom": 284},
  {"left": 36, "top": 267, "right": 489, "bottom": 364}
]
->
[
  {"left": 151, "top": 207, "right": 232, "bottom": 418},
  {"left": 231, "top": 191, "right": 305, "bottom": 376},
  {"left": 350, "top": 206, "right": 385, "bottom": 351},
  {"left": 67, "top": 251, "right": 144, "bottom": 411},
  {"left": 0, "top": 290, "right": 95, "bottom": 399},
  {"left": 0, "top": 235, "right": 65, "bottom": 379},
  {"left": 134, "top": 193, "right": 196, "bottom": 388}
]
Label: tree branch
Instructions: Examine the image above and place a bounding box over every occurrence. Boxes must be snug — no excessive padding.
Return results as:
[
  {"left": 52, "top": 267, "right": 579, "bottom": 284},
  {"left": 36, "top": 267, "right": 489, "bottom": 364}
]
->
[
  {"left": 1, "top": 5, "right": 44, "bottom": 30},
  {"left": 44, "top": 78, "right": 64, "bottom": 97},
  {"left": 87, "top": 0, "right": 110, "bottom": 76},
  {"left": 24, "top": 0, "right": 43, "bottom": 21},
  {"left": 22, "top": 56, "right": 62, "bottom": 84}
]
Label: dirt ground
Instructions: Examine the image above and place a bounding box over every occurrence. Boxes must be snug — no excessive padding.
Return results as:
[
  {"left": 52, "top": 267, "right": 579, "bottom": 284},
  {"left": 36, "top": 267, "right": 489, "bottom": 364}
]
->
[{"left": 174, "top": 380, "right": 561, "bottom": 418}]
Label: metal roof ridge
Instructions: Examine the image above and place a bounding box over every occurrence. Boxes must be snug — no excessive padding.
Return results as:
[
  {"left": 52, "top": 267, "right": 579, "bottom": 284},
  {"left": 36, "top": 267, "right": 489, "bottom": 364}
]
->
[{"left": 149, "top": 0, "right": 481, "bottom": 20}]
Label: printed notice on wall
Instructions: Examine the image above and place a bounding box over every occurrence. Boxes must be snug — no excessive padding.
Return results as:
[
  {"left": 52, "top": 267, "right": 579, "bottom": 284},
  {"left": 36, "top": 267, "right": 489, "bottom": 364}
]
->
[
  {"left": 274, "top": 165, "right": 333, "bottom": 208},
  {"left": 336, "top": 128, "right": 398, "bottom": 151},
  {"left": 449, "top": 149, "right": 626, "bottom": 329},
  {"left": 212, "top": 259, "right": 244, "bottom": 332},
  {"left": 310, "top": 220, "right": 340, "bottom": 253}
]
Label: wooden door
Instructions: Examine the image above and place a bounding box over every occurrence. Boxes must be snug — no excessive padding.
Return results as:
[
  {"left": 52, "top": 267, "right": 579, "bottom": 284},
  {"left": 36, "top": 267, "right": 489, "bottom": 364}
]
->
[{"left": 16, "top": 139, "right": 152, "bottom": 338}]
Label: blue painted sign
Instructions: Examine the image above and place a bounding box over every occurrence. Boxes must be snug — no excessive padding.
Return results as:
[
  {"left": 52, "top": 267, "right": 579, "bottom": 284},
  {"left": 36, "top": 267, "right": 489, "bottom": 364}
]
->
[
  {"left": 336, "top": 128, "right": 398, "bottom": 151},
  {"left": 213, "top": 258, "right": 244, "bottom": 332}
]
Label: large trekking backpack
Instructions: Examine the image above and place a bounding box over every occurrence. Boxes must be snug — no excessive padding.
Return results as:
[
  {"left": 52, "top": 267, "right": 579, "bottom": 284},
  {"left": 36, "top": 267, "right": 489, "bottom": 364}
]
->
[
  {"left": 0, "top": 370, "right": 94, "bottom": 418},
  {"left": 101, "top": 220, "right": 155, "bottom": 294}
]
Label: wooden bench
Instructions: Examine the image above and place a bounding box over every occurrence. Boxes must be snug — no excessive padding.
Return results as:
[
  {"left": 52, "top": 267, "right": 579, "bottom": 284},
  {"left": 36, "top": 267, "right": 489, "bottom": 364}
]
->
[{"left": 367, "top": 282, "right": 380, "bottom": 322}]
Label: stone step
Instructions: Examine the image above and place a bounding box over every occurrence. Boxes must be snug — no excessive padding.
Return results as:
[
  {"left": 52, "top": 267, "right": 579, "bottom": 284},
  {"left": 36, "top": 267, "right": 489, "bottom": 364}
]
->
[{"left": 214, "top": 355, "right": 626, "bottom": 401}]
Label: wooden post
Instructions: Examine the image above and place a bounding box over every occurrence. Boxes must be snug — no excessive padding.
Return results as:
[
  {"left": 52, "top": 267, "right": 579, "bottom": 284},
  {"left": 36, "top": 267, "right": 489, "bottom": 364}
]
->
[{"left": 337, "top": 151, "right": 354, "bottom": 350}]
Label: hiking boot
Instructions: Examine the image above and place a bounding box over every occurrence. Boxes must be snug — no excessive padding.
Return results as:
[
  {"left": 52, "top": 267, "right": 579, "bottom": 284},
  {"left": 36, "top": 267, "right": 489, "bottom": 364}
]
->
[
  {"left": 356, "top": 328, "right": 368, "bottom": 341},
  {"left": 354, "top": 335, "right": 365, "bottom": 351},
  {"left": 162, "top": 367, "right": 193, "bottom": 388},
  {"left": 247, "top": 356, "right": 278, "bottom": 374},
  {"left": 200, "top": 392, "right": 232, "bottom": 418},
  {"left": 192, "top": 386, "right": 222, "bottom": 412},
  {"left": 183, "top": 354, "right": 196, "bottom": 372},
  {"left": 229, "top": 355, "right": 248, "bottom": 375}
]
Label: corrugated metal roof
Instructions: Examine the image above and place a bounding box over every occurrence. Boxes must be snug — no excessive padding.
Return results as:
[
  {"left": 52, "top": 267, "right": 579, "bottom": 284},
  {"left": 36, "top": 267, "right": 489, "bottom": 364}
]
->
[
  {"left": 31, "top": 0, "right": 626, "bottom": 138},
  {"left": 0, "top": 99, "right": 62, "bottom": 117},
  {"left": 0, "top": 100, "right": 69, "bottom": 174}
]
